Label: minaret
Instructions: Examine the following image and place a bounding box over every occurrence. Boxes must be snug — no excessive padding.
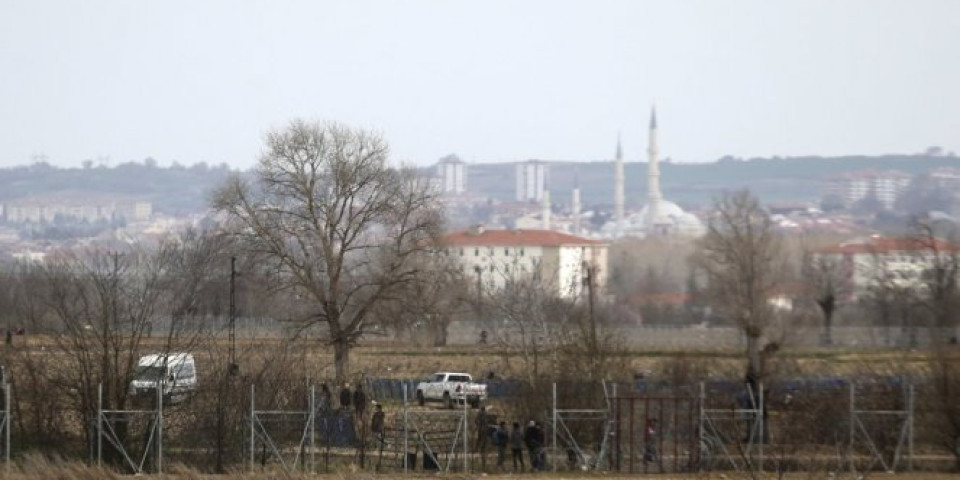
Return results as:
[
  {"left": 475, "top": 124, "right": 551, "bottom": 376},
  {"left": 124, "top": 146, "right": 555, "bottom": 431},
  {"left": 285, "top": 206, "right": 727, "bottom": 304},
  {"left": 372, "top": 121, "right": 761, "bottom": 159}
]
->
[
  {"left": 541, "top": 190, "right": 552, "bottom": 230},
  {"left": 571, "top": 173, "right": 581, "bottom": 235},
  {"left": 614, "top": 133, "right": 624, "bottom": 236},
  {"left": 646, "top": 107, "right": 662, "bottom": 234}
]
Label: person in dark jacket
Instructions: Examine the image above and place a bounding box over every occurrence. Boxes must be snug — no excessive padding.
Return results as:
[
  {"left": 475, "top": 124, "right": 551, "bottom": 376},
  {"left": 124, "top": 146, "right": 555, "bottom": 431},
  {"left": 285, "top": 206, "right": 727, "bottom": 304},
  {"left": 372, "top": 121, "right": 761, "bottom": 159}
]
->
[
  {"left": 353, "top": 384, "right": 367, "bottom": 419},
  {"left": 523, "top": 420, "right": 544, "bottom": 470},
  {"left": 475, "top": 406, "right": 490, "bottom": 470},
  {"left": 318, "top": 383, "right": 332, "bottom": 412},
  {"left": 339, "top": 384, "right": 352, "bottom": 411},
  {"left": 494, "top": 421, "right": 508, "bottom": 469},
  {"left": 510, "top": 422, "right": 525, "bottom": 472}
]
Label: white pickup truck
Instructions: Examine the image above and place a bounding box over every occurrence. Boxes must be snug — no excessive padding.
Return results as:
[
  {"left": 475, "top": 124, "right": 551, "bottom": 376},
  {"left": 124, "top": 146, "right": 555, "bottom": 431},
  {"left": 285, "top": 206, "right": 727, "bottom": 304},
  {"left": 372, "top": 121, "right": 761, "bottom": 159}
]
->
[{"left": 415, "top": 372, "right": 487, "bottom": 408}]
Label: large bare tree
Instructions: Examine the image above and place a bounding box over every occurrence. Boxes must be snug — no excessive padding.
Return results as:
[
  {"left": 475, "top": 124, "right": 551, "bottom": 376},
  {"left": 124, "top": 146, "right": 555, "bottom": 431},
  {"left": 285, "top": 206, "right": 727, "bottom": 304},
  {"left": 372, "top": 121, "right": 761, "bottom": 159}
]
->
[
  {"left": 694, "top": 190, "right": 785, "bottom": 390},
  {"left": 802, "top": 244, "right": 850, "bottom": 346},
  {"left": 213, "top": 119, "right": 441, "bottom": 380}
]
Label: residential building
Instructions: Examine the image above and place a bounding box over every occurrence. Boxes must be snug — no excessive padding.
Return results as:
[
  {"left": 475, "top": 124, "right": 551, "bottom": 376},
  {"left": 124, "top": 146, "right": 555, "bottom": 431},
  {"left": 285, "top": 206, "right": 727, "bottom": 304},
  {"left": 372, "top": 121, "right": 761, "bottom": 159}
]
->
[
  {"left": 436, "top": 156, "right": 467, "bottom": 194},
  {"left": 437, "top": 225, "right": 608, "bottom": 298},
  {"left": 827, "top": 170, "right": 911, "bottom": 210},
  {"left": 813, "top": 235, "right": 958, "bottom": 301},
  {"left": 515, "top": 160, "right": 548, "bottom": 202}
]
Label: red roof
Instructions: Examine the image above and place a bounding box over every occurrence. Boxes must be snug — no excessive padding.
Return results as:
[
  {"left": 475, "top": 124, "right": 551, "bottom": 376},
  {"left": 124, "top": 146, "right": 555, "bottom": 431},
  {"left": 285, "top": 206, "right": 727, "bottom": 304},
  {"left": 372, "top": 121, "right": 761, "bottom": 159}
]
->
[
  {"left": 816, "top": 236, "right": 959, "bottom": 255},
  {"left": 439, "top": 228, "right": 605, "bottom": 247}
]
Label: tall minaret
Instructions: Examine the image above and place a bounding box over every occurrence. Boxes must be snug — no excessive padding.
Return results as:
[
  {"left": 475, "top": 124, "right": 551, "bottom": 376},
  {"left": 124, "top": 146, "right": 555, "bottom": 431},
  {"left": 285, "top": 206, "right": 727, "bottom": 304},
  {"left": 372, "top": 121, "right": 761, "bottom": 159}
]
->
[
  {"left": 571, "top": 172, "right": 581, "bottom": 235},
  {"left": 541, "top": 190, "right": 551, "bottom": 230},
  {"left": 646, "top": 107, "right": 662, "bottom": 234},
  {"left": 614, "top": 133, "right": 625, "bottom": 236}
]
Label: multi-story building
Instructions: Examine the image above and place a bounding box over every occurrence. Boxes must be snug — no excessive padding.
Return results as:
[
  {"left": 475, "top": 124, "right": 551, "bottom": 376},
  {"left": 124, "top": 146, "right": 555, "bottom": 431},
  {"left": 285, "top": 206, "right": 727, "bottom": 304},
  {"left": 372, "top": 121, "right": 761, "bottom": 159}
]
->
[
  {"left": 437, "top": 225, "right": 607, "bottom": 299},
  {"left": 436, "top": 156, "right": 467, "bottom": 194},
  {"left": 812, "top": 235, "right": 957, "bottom": 301},
  {"left": 929, "top": 167, "right": 960, "bottom": 192},
  {"left": 827, "top": 170, "right": 911, "bottom": 210},
  {"left": 2, "top": 200, "right": 152, "bottom": 224},
  {"left": 515, "top": 160, "right": 548, "bottom": 202}
]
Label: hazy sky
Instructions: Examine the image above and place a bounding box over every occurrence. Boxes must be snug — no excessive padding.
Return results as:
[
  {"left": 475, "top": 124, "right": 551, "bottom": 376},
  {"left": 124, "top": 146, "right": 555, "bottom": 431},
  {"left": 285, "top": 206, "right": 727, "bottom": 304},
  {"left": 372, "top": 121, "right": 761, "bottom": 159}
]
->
[{"left": 2, "top": 1, "right": 959, "bottom": 169}]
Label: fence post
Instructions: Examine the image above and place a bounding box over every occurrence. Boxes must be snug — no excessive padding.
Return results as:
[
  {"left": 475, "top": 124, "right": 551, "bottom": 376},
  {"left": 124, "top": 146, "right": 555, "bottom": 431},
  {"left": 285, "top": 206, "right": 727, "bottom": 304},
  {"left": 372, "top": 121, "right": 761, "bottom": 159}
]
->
[
  {"left": 97, "top": 383, "right": 102, "bottom": 467},
  {"left": 552, "top": 382, "right": 557, "bottom": 472},
  {"left": 157, "top": 378, "right": 163, "bottom": 474},
  {"left": 249, "top": 384, "right": 255, "bottom": 472}
]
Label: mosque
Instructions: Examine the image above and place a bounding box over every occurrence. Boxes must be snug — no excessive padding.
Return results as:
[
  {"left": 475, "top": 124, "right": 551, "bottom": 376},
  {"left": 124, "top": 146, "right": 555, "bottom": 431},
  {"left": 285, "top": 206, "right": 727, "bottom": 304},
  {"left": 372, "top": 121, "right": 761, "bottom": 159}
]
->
[{"left": 600, "top": 108, "right": 705, "bottom": 238}]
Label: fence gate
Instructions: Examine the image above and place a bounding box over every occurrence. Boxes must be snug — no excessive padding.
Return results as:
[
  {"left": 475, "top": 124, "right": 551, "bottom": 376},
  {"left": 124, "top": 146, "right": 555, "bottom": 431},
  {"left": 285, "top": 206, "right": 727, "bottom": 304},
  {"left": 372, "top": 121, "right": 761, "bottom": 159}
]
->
[
  {"left": 96, "top": 383, "right": 163, "bottom": 474},
  {"left": 611, "top": 394, "right": 699, "bottom": 473},
  {"left": 248, "top": 384, "right": 318, "bottom": 474},
  {"left": 848, "top": 383, "right": 914, "bottom": 472},
  {"left": 698, "top": 382, "right": 765, "bottom": 473}
]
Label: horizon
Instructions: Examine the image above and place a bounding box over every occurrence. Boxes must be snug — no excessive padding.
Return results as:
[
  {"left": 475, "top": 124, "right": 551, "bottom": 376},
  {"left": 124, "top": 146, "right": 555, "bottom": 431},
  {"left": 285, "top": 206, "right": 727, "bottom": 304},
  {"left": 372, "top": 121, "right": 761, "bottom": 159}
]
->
[{"left": 3, "top": 149, "right": 957, "bottom": 172}]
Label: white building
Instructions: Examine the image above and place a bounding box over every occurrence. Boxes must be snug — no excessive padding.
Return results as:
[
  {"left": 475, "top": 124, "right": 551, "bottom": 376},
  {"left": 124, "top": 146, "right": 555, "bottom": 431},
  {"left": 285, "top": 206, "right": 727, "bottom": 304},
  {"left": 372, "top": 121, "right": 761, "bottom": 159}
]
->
[
  {"left": 436, "top": 156, "right": 467, "bottom": 194},
  {"left": 813, "top": 235, "right": 957, "bottom": 301},
  {"left": 829, "top": 170, "right": 911, "bottom": 210},
  {"left": 2, "top": 200, "right": 153, "bottom": 223},
  {"left": 516, "top": 160, "right": 548, "bottom": 202},
  {"left": 437, "top": 225, "right": 608, "bottom": 299}
]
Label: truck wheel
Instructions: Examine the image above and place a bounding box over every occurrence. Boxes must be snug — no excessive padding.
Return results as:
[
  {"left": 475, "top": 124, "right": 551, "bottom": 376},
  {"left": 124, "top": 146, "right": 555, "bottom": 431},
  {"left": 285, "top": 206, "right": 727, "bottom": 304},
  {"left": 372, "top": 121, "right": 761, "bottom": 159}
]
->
[
  {"left": 469, "top": 397, "right": 479, "bottom": 409},
  {"left": 416, "top": 390, "right": 425, "bottom": 406},
  {"left": 443, "top": 392, "right": 453, "bottom": 409}
]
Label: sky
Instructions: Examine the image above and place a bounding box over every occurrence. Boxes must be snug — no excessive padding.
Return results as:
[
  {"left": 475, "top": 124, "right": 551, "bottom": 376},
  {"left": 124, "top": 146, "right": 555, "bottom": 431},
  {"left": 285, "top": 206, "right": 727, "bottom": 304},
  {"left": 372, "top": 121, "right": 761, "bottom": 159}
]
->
[{"left": 1, "top": 0, "right": 959, "bottom": 169}]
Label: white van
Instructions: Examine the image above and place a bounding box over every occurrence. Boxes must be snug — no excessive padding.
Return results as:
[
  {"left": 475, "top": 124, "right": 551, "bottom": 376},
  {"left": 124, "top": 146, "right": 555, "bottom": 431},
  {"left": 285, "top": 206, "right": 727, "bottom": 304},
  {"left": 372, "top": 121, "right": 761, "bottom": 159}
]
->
[{"left": 129, "top": 353, "right": 197, "bottom": 405}]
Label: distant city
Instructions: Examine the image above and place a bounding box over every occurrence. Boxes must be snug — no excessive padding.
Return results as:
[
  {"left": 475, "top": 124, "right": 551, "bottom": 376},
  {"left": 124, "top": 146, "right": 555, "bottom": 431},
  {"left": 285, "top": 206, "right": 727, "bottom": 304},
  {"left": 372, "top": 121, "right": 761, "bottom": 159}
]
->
[{"left": 1, "top": 114, "right": 958, "bottom": 262}]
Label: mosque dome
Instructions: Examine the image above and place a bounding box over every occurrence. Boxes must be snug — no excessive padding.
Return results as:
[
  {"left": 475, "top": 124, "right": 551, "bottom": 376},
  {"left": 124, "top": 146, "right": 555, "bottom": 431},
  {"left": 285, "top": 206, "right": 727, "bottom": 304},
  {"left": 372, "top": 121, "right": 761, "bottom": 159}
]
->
[
  {"left": 632, "top": 201, "right": 705, "bottom": 237},
  {"left": 601, "top": 201, "right": 705, "bottom": 238}
]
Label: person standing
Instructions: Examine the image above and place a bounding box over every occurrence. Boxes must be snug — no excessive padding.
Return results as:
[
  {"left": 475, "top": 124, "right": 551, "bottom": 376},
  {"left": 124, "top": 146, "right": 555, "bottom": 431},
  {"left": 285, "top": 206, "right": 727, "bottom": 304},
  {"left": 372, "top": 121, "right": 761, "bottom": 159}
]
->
[
  {"left": 371, "top": 403, "right": 385, "bottom": 441},
  {"left": 318, "top": 383, "right": 332, "bottom": 412},
  {"left": 339, "top": 384, "right": 352, "bottom": 411},
  {"left": 533, "top": 421, "right": 546, "bottom": 470},
  {"left": 475, "top": 406, "right": 490, "bottom": 470},
  {"left": 494, "top": 421, "right": 508, "bottom": 470},
  {"left": 510, "top": 422, "right": 525, "bottom": 472},
  {"left": 371, "top": 403, "right": 387, "bottom": 471},
  {"left": 644, "top": 418, "right": 659, "bottom": 464},
  {"left": 523, "top": 420, "right": 541, "bottom": 471},
  {"left": 353, "top": 384, "right": 367, "bottom": 419}
]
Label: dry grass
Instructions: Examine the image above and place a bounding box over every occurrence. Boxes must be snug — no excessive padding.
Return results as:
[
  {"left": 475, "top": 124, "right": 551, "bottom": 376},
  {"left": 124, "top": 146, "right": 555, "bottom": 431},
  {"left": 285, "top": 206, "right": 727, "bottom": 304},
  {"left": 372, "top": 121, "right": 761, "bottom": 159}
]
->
[
  {"left": 5, "top": 333, "right": 936, "bottom": 381},
  {"left": 3, "top": 456, "right": 960, "bottom": 480}
]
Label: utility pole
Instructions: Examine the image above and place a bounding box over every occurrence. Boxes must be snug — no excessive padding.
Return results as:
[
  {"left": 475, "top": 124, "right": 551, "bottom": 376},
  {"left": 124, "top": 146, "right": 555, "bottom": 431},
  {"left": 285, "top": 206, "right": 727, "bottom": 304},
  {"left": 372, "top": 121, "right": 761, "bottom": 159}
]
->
[
  {"left": 218, "top": 256, "right": 239, "bottom": 473},
  {"left": 229, "top": 256, "right": 237, "bottom": 373}
]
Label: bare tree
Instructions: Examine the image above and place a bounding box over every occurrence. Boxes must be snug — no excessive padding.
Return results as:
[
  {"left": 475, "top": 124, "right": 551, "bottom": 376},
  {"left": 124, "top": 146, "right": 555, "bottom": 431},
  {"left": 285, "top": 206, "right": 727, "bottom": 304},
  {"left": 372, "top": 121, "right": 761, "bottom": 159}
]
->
[
  {"left": 905, "top": 219, "right": 960, "bottom": 468},
  {"left": 693, "top": 190, "right": 785, "bottom": 390},
  {"left": 213, "top": 119, "right": 442, "bottom": 381},
  {"left": 11, "top": 233, "right": 226, "bottom": 461},
  {"left": 374, "top": 251, "right": 470, "bottom": 346},
  {"left": 860, "top": 241, "right": 924, "bottom": 347},
  {"left": 802, "top": 247, "right": 850, "bottom": 345},
  {"left": 908, "top": 219, "right": 960, "bottom": 331}
]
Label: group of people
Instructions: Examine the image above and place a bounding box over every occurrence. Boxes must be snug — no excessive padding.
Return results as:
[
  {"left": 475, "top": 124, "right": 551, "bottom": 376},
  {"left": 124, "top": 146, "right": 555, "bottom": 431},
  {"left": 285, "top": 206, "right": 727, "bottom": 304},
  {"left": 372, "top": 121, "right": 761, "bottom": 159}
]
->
[
  {"left": 318, "top": 382, "right": 387, "bottom": 439},
  {"left": 319, "top": 382, "right": 368, "bottom": 418},
  {"left": 477, "top": 407, "right": 547, "bottom": 472}
]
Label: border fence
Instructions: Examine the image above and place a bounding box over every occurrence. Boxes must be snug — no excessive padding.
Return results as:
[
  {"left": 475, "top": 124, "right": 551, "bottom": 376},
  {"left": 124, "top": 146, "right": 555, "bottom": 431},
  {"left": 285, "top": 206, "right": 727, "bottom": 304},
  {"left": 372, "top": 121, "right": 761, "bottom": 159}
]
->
[{"left": 0, "top": 375, "right": 948, "bottom": 474}]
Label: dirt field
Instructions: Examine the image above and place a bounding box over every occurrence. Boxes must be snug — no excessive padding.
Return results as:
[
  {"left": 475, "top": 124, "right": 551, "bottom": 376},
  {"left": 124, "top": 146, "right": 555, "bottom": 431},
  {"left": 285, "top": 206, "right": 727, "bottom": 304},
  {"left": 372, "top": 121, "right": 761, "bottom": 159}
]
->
[{"left": 3, "top": 462, "right": 959, "bottom": 480}]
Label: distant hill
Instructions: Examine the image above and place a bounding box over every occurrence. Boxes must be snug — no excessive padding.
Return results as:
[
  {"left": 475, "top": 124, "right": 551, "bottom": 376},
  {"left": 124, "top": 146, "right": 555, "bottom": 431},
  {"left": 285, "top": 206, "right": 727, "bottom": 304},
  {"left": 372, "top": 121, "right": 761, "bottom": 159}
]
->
[
  {"left": 468, "top": 154, "right": 960, "bottom": 209},
  {"left": 2, "top": 154, "right": 958, "bottom": 216},
  {"left": 0, "top": 162, "right": 235, "bottom": 215}
]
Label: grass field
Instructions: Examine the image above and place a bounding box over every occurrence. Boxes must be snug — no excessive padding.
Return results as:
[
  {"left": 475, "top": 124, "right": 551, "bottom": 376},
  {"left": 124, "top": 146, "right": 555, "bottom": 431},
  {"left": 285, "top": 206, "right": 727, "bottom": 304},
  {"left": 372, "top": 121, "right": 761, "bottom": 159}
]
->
[{"left": 3, "top": 458, "right": 959, "bottom": 480}]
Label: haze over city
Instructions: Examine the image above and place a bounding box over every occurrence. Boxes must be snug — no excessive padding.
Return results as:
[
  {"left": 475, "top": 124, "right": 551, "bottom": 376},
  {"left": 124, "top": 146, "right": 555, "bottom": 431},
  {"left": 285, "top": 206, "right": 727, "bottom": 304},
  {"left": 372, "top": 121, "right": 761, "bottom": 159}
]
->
[{"left": 2, "top": 0, "right": 959, "bottom": 169}]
